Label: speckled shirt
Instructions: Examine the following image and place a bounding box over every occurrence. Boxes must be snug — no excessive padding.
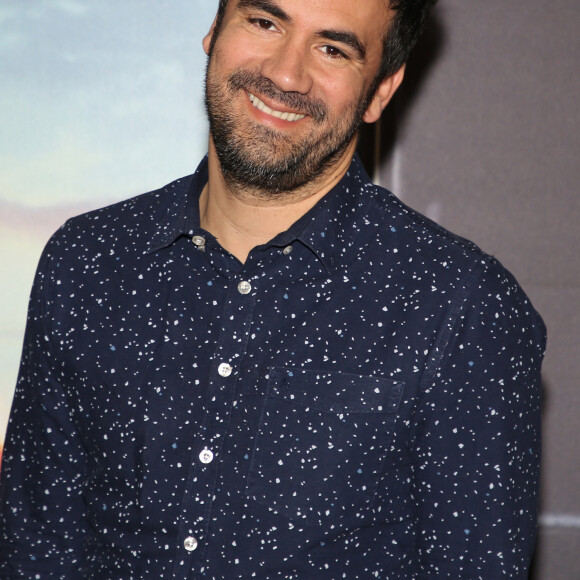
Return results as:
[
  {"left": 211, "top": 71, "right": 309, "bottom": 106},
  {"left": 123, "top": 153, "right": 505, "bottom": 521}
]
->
[{"left": 0, "top": 155, "right": 545, "bottom": 579}]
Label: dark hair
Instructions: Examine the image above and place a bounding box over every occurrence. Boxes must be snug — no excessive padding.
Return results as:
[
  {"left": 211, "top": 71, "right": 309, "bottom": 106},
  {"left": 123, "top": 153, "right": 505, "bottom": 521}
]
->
[
  {"left": 213, "top": 0, "right": 437, "bottom": 80},
  {"left": 381, "top": 0, "right": 437, "bottom": 77}
]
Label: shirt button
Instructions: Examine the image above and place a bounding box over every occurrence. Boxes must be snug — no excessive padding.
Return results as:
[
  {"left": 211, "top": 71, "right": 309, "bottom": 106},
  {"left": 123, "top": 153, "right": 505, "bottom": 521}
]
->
[
  {"left": 283, "top": 245, "right": 293, "bottom": 255},
  {"left": 237, "top": 280, "right": 252, "bottom": 295},
  {"left": 183, "top": 536, "right": 198, "bottom": 552},
  {"left": 192, "top": 235, "right": 205, "bottom": 247},
  {"left": 218, "top": 363, "right": 232, "bottom": 377},
  {"left": 199, "top": 449, "right": 214, "bottom": 464}
]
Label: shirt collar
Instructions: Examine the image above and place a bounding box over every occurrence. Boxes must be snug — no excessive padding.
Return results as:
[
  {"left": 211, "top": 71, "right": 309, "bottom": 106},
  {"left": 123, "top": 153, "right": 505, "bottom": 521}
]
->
[
  {"left": 145, "top": 158, "right": 209, "bottom": 254},
  {"left": 285, "top": 154, "right": 374, "bottom": 272},
  {"left": 146, "top": 153, "right": 375, "bottom": 273}
]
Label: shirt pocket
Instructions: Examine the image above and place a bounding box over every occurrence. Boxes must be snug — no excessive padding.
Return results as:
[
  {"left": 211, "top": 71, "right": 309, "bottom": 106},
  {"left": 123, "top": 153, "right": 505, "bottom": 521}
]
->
[{"left": 246, "top": 367, "right": 404, "bottom": 527}]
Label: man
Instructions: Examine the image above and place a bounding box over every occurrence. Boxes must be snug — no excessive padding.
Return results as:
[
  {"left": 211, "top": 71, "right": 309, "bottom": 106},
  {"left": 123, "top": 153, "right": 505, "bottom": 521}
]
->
[{"left": 0, "top": 0, "right": 546, "bottom": 578}]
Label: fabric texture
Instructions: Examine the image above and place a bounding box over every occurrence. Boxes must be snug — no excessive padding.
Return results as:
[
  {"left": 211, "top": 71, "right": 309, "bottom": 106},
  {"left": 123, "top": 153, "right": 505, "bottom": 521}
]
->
[{"left": 0, "top": 155, "right": 546, "bottom": 579}]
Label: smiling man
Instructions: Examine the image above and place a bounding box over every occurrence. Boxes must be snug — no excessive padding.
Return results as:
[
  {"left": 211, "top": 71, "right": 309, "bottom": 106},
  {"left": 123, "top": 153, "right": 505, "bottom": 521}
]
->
[
  {"left": 201, "top": 0, "right": 406, "bottom": 263},
  {"left": 0, "top": 0, "right": 546, "bottom": 578}
]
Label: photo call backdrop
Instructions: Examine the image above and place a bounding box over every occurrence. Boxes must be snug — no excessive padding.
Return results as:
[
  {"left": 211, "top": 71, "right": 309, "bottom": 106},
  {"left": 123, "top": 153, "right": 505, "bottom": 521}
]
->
[{"left": 1, "top": 1, "right": 578, "bottom": 577}]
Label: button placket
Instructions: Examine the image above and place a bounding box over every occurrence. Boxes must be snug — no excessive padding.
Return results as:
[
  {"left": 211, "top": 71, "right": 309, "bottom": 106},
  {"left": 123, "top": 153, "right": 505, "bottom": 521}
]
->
[{"left": 175, "top": 272, "right": 258, "bottom": 573}]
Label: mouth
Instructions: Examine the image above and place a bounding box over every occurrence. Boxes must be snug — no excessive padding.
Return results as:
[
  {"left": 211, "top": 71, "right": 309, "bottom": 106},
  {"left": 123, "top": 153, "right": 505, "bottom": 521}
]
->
[{"left": 248, "top": 92, "right": 306, "bottom": 122}]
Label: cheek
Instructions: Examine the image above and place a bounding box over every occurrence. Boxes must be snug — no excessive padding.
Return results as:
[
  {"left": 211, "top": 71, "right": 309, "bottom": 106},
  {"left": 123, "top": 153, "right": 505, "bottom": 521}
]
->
[
  {"left": 312, "top": 62, "right": 367, "bottom": 100},
  {"left": 212, "top": 28, "right": 272, "bottom": 71},
  {"left": 318, "top": 78, "right": 365, "bottom": 116}
]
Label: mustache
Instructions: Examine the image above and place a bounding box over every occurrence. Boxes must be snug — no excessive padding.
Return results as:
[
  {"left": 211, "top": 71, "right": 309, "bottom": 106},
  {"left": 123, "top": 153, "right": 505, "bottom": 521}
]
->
[{"left": 228, "top": 70, "right": 328, "bottom": 123}]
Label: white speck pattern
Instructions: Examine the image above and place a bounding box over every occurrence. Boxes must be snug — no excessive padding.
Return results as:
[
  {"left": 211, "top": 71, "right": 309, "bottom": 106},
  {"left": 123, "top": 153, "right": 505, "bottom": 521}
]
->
[{"left": 0, "top": 155, "right": 546, "bottom": 578}]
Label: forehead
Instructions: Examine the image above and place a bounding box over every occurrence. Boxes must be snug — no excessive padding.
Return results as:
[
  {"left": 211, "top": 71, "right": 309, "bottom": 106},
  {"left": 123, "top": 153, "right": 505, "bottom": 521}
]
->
[{"left": 228, "top": 0, "right": 391, "bottom": 39}]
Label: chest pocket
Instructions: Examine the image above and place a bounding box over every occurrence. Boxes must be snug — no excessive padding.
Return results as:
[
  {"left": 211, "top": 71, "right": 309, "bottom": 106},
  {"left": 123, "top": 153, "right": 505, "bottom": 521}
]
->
[{"left": 246, "top": 367, "right": 404, "bottom": 527}]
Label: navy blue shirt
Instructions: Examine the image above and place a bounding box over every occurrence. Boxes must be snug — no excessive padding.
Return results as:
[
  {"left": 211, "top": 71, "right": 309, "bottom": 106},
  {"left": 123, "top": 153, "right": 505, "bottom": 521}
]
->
[{"left": 0, "top": 155, "right": 545, "bottom": 579}]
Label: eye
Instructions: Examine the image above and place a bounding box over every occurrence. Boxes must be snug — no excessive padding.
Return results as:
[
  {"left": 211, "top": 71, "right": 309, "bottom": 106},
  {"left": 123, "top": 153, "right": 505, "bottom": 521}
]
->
[
  {"left": 320, "top": 45, "right": 347, "bottom": 60},
  {"left": 249, "top": 18, "right": 277, "bottom": 31}
]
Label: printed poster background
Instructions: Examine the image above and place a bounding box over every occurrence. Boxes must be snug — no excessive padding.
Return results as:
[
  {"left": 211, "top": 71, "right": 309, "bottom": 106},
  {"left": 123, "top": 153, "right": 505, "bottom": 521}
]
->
[{"left": 0, "top": 0, "right": 216, "bottom": 442}]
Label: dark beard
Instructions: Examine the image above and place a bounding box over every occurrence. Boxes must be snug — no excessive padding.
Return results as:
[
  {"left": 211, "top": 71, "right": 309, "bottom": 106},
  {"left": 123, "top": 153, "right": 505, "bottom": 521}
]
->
[{"left": 205, "top": 67, "right": 368, "bottom": 196}]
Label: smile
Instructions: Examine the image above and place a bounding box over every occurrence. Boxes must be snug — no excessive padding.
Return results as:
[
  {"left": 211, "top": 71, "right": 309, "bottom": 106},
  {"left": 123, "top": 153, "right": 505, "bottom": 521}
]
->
[{"left": 248, "top": 93, "right": 306, "bottom": 122}]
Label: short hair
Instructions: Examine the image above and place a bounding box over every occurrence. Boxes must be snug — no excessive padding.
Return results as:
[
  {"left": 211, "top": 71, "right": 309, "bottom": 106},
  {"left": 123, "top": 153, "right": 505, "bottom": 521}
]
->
[
  {"left": 381, "top": 0, "right": 438, "bottom": 78},
  {"left": 213, "top": 0, "right": 437, "bottom": 80}
]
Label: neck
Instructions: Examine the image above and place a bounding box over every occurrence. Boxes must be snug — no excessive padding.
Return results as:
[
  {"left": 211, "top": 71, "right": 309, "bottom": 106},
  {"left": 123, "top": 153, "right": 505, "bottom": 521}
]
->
[{"left": 200, "top": 138, "right": 356, "bottom": 263}]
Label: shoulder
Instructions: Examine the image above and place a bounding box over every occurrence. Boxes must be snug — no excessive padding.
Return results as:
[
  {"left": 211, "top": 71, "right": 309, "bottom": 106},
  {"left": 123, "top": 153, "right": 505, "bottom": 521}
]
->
[
  {"left": 363, "top": 183, "right": 545, "bottom": 343},
  {"left": 31, "top": 174, "right": 194, "bottom": 300},
  {"left": 49, "top": 174, "right": 194, "bottom": 251},
  {"left": 367, "top": 182, "right": 484, "bottom": 265},
  {"left": 364, "top": 182, "right": 505, "bottom": 284}
]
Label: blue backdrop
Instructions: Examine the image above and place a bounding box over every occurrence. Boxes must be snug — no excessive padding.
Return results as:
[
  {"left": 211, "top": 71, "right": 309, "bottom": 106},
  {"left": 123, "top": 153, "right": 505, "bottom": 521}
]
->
[{"left": 0, "top": 0, "right": 218, "bottom": 445}]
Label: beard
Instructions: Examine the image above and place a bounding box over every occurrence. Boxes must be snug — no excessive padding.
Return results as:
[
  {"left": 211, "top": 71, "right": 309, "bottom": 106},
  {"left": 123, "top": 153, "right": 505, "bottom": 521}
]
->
[{"left": 205, "top": 63, "right": 370, "bottom": 196}]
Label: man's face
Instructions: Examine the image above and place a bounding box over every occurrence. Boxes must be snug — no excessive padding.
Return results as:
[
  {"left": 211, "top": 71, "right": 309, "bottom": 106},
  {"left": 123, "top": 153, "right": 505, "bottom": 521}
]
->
[{"left": 204, "top": 0, "right": 393, "bottom": 195}]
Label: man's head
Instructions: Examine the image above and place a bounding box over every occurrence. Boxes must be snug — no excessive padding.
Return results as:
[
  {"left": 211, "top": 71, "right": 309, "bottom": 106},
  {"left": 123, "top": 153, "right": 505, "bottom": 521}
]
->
[
  {"left": 210, "top": 0, "right": 437, "bottom": 86},
  {"left": 203, "top": 0, "right": 436, "bottom": 196}
]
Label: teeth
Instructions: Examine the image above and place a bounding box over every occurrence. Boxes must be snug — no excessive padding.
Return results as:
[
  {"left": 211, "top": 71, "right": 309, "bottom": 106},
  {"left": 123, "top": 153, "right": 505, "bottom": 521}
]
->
[{"left": 249, "top": 93, "right": 305, "bottom": 122}]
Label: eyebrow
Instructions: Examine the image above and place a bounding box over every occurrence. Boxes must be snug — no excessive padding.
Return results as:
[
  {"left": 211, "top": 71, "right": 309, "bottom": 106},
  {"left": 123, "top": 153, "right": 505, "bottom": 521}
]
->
[
  {"left": 319, "top": 30, "right": 366, "bottom": 61},
  {"left": 237, "top": 0, "right": 291, "bottom": 22},
  {"left": 237, "top": 0, "right": 367, "bottom": 61}
]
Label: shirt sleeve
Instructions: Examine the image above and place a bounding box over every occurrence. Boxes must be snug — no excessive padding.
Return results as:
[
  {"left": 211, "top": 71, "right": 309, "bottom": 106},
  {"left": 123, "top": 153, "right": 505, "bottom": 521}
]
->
[
  {"left": 0, "top": 232, "right": 89, "bottom": 578},
  {"left": 412, "top": 259, "right": 546, "bottom": 579}
]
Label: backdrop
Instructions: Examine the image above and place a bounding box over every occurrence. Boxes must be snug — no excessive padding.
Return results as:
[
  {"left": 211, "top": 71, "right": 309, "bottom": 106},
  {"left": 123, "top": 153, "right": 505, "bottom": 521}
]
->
[
  {"left": 1, "top": 1, "right": 578, "bottom": 577},
  {"left": 0, "top": 0, "right": 214, "bottom": 436}
]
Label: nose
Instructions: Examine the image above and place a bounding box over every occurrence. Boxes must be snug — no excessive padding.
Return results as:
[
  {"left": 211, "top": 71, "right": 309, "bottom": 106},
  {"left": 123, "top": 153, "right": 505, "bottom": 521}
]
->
[{"left": 260, "top": 37, "right": 313, "bottom": 95}]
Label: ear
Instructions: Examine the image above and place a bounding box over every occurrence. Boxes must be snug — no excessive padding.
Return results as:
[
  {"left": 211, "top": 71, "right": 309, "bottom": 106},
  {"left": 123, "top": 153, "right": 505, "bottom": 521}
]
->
[
  {"left": 362, "top": 64, "right": 406, "bottom": 124},
  {"left": 203, "top": 16, "right": 219, "bottom": 55}
]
